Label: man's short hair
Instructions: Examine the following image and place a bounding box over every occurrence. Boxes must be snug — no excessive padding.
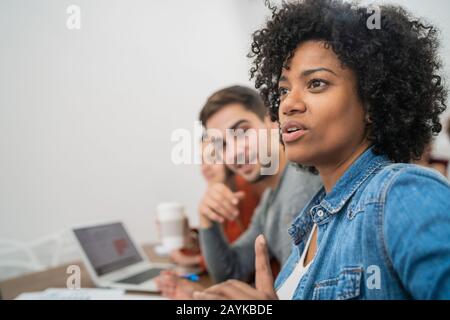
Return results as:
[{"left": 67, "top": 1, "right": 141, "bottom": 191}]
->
[{"left": 199, "top": 85, "right": 266, "bottom": 126}]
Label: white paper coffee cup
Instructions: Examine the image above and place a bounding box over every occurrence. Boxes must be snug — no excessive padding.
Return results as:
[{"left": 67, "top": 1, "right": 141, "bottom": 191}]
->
[{"left": 156, "top": 202, "right": 185, "bottom": 251}]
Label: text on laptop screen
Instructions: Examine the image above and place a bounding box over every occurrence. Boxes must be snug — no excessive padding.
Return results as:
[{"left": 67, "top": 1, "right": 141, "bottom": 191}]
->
[{"left": 73, "top": 223, "right": 143, "bottom": 276}]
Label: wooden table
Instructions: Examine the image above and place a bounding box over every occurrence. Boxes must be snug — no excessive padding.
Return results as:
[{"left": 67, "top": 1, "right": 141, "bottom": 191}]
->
[{"left": 0, "top": 244, "right": 213, "bottom": 300}]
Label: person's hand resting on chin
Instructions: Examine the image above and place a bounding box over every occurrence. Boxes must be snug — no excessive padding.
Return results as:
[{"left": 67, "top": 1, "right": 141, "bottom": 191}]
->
[{"left": 193, "top": 235, "right": 278, "bottom": 300}]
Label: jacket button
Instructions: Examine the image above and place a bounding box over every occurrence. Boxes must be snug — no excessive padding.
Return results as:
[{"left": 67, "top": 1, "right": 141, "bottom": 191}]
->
[{"left": 317, "top": 209, "right": 324, "bottom": 217}]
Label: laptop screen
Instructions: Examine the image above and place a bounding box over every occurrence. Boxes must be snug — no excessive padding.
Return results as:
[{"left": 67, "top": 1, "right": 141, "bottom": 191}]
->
[{"left": 73, "top": 223, "right": 143, "bottom": 276}]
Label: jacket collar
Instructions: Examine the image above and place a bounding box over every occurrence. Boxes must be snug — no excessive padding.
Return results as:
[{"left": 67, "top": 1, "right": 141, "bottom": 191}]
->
[
  {"left": 320, "top": 147, "right": 390, "bottom": 215},
  {"left": 288, "top": 147, "right": 390, "bottom": 244}
]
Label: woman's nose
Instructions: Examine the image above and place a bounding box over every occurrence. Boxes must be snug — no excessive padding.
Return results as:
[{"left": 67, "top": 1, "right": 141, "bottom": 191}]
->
[{"left": 280, "top": 90, "right": 307, "bottom": 116}]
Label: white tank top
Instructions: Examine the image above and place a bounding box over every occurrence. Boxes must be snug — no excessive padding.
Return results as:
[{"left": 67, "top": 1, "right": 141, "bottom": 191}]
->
[{"left": 276, "top": 224, "right": 317, "bottom": 300}]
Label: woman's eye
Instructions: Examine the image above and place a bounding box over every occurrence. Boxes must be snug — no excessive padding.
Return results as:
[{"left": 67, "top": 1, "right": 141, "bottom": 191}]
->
[
  {"left": 308, "top": 79, "right": 328, "bottom": 91},
  {"left": 278, "top": 87, "right": 289, "bottom": 97}
]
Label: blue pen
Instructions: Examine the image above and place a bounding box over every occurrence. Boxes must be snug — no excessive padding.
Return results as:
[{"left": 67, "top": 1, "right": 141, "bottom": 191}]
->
[{"left": 181, "top": 273, "right": 200, "bottom": 282}]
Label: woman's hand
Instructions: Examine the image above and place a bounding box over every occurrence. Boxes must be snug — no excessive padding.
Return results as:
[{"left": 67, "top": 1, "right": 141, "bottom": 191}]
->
[{"left": 193, "top": 235, "right": 278, "bottom": 300}]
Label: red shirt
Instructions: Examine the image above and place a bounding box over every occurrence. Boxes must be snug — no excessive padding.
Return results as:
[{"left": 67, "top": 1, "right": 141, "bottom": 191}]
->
[{"left": 222, "top": 175, "right": 260, "bottom": 243}]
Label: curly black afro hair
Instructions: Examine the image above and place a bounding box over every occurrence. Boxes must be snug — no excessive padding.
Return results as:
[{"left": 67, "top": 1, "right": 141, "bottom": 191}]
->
[{"left": 249, "top": 0, "right": 447, "bottom": 163}]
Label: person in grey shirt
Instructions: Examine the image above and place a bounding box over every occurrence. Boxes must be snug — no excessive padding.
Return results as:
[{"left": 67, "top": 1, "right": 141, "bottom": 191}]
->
[
  {"left": 155, "top": 86, "right": 320, "bottom": 298},
  {"left": 195, "top": 86, "right": 321, "bottom": 283}
]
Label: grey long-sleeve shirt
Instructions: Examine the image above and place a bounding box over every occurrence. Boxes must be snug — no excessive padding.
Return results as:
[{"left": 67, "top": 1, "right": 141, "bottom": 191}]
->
[{"left": 199, "top": 163, "right": 322, "bottom": 283}]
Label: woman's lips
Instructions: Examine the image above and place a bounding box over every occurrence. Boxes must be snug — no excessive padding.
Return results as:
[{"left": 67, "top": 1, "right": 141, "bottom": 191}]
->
[
  {"left": 281, "top": 120, "right": 308, "bottom": 143},
  {"left": 282, "top": 129, "right": 308, "bottom": 143}
]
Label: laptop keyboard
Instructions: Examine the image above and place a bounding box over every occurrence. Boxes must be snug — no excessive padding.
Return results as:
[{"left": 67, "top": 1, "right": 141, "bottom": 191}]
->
[{"left": 116, "top": 268, "right": 164, "bottom": 285}]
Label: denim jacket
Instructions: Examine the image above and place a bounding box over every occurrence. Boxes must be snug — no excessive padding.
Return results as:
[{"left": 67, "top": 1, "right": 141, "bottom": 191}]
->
[{"left": 275, "top": 147, "right": 450, "bottom": 299}]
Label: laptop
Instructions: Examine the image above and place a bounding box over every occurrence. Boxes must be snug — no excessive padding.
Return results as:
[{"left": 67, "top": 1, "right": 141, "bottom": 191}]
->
[{"left": 72, "top": 222, "right": 173, "bottom": 292}]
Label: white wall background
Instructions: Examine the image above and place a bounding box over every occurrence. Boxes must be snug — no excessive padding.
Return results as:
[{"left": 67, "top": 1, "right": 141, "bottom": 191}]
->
[{"left": 1, "top": 0, "right": 450, "bottom": 279}]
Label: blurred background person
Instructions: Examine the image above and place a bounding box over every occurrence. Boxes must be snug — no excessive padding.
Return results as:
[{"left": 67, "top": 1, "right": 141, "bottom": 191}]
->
[
  {"left": 414, "top": 141, "right": 448, "bottom": 177},
  {"left": 447, "top": 117, "right": 450, "bottom": 155},
  {"left": 196, "top": 86, "right": 320, "bottom": 283}
]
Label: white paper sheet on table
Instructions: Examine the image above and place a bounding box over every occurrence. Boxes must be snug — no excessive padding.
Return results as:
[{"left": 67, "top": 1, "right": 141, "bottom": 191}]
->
[{"left": 15, "top": 288, "right": 168, "bottom": 300}]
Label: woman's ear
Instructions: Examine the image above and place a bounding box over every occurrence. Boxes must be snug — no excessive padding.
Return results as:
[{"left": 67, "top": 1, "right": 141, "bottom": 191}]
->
[{"left": 362, "top": 101, "right": 373, "bottom": 125}]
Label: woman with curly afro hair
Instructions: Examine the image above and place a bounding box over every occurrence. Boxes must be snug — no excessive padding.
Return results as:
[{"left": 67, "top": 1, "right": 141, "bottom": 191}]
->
[{"left": 194, "top": 0, "right": 450, "bottom": 300}]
